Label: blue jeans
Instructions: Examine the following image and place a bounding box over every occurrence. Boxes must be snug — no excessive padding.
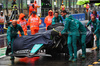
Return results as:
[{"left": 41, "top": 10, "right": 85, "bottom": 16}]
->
[{"left": 0, "top": 25, "right": 4, "bottom": 34}]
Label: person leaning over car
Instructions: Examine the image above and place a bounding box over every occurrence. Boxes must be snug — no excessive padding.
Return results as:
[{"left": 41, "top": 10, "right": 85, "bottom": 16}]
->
[
  {"left": 86, "top": 16, "right": 100, "bottom": 51},
  {"left": 7, "top": 20, "right": 24, "bottom": 64},
  {"left": 59, "top": 15, "right": 79, "bottom": 62}
]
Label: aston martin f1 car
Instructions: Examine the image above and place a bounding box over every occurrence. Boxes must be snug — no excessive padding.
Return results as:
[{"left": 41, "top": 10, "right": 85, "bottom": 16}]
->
[{"left": 6, "top": 23, "right": 93, "bottom": 58}]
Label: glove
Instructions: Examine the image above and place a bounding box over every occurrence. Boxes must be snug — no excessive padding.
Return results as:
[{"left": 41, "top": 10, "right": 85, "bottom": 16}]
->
[
  {"left": 27, "top": 26, "right": 30, "bottom": 29},
  {"left": 6, "top": 42, "right": 11, "bottom": 55},
  {"left": 8, "top": 42, "right": 11, "bottom": 49}
]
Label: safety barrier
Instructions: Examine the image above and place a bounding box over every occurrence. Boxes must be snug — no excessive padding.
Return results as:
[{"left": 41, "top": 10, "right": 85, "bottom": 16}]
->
[
  {"left": 39, "top": 17, "right": 46, "bottom": 28},
  {"left": 0, "top": 34, "right": 7, "bottom": 48},
  {"left": 71, "top": 13, "right": 85, "bottom": 21},
  {"left": 0, "top": 47, "right": 6, "bottom": 58},
  {"left": 0, "top": 34, "right": 7, "bottom": 58}
]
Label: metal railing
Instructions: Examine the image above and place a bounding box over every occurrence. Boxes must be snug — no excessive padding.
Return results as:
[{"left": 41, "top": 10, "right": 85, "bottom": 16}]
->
[{"left": 0, "top": 34, "right": 7, "bottom": 48}]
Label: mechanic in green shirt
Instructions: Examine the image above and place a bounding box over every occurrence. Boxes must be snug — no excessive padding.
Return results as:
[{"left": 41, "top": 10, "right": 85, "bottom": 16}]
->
[
  {"left": 86, "top": 16, "right": 100, "bottom": 51},
  {"left": 7, "top": 20, "right": 24, "bottom": 64},
  {"left": 62, "top": 10, "right": 69, "bottom": 19},
  {"left": 59, "top": 15, "right": 79, "bottom": 62},
  {"left": 52, "top": 11, "right": 63, "bottom": 25},
  {"left": 75, "top": 19, "right": 87, "bottom": 59}
]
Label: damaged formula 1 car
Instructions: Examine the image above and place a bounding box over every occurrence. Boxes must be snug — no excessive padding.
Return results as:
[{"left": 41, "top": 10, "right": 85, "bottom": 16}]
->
[{"left": 6, "top": 23, "right": 93, "bottom": 58}]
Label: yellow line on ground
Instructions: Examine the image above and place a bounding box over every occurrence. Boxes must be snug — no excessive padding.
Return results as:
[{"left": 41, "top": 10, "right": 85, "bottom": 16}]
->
[
  {"left": 93, "top": 62, "right": 99, "bottom": 64},
  {"left": 91, "top": 47, "right": 97, "bottom": 50},
  {"left": 98, "top": 59, "right": 100, "bottom": 61}
]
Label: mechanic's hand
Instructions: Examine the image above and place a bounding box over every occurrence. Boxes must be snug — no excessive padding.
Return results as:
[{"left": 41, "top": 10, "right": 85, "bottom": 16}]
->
[
  {"left": 8, "top": 42, "right": 11, "bottom": 48},
  {"left": 59, "top": 32, "right": 62, "bottom": 36},
  {"left": 94, "top": 35, "right": 97, "bottom": 41}
]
